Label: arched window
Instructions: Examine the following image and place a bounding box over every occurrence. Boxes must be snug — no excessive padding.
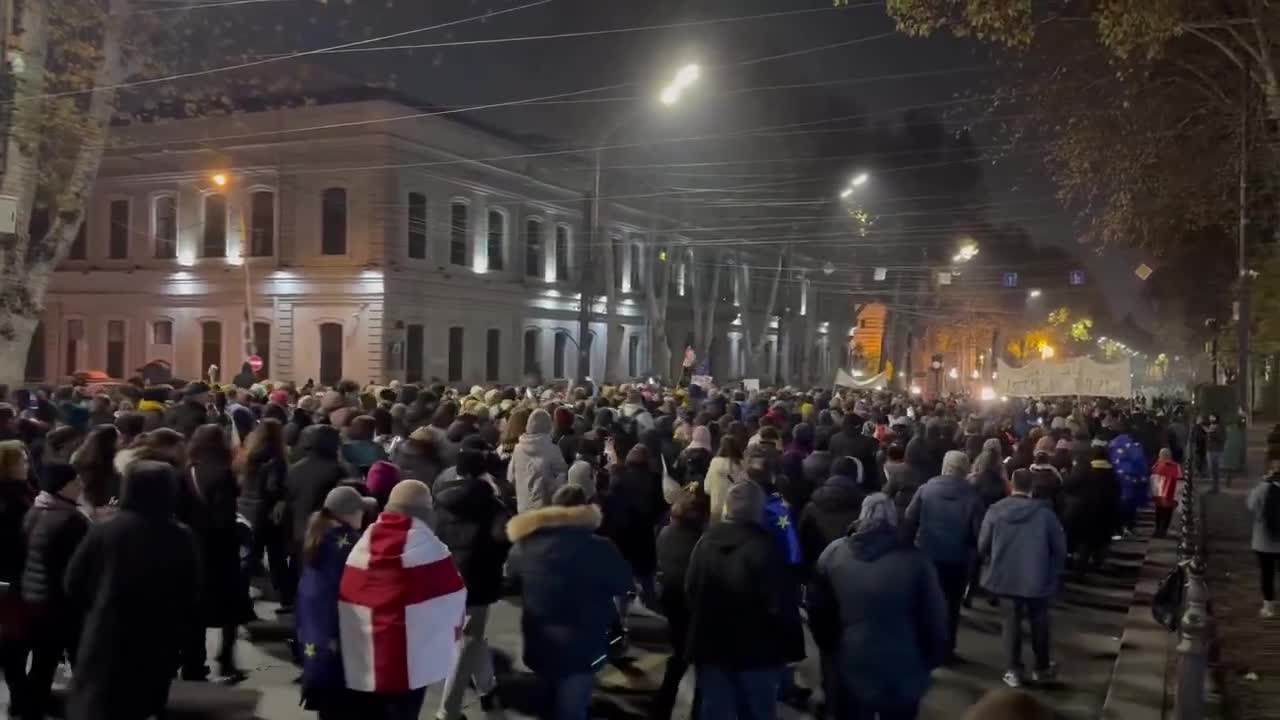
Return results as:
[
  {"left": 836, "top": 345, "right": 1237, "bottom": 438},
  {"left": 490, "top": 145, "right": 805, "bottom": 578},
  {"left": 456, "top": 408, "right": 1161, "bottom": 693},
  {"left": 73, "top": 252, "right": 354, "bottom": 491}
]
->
[
  {"left": 201, "top": 321, "right": 222, "bottom": 376},
  {"left": 449, "top": 201, "right": 468, "bottom": 266},
  {"left": 320, "top": 188, "right": 347, "bottom": 255},
  {"left": 249, "top": 190, "right": 275, "bottom": 257},
  {"left": 525, "top": 218, "right": 543, "bottom": 278},
  {"left": 485, "top": 329, "right": 501, "bottom": 382},
  {"left": 152, "top": 194, "right": 178, "bottom": 259},
  {"left": 407, "top": 192, "right": 427, "bottom": 259},
  {"left": 523, "top": 328, "right": 541, "bottom": 376},
  {"left": 203, "top": 194, "right": 227, "bottom": 258},
  {"left": 486, "top": 209, "right": 506, "bottom": 271},
  {"left": 319, "top": 323, "right": 343, "bottom": 385}
]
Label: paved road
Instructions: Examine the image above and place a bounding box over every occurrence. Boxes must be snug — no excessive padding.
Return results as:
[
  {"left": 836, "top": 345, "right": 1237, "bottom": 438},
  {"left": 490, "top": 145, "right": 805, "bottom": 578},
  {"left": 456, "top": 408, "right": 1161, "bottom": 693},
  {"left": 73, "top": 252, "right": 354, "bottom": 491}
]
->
[{"left": 10, "top": 526, "right": 1146, "bottom": 720}]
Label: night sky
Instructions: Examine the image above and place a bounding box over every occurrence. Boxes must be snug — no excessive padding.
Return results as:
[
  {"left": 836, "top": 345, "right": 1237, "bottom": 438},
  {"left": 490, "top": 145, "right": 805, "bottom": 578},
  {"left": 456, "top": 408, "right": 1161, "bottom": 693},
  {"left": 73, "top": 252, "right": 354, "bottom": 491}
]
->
[{"left": 242, "top": 0, "right": 1154, "bottom": 333}]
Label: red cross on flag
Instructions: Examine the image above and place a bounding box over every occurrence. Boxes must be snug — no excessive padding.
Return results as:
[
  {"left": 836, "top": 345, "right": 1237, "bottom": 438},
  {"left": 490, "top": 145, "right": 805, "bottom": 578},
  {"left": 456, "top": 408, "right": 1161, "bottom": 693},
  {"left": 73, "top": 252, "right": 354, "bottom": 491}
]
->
[{"left": 338, "top": 512, "right": 467, "bottom": 692}]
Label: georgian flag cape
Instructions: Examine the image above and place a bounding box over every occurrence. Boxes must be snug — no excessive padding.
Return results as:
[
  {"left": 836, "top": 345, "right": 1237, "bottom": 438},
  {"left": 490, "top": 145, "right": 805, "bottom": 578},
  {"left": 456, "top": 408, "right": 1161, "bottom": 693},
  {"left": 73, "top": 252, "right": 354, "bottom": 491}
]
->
[{"left": 338, "top": 512, "right": 467, "bottom": 692}]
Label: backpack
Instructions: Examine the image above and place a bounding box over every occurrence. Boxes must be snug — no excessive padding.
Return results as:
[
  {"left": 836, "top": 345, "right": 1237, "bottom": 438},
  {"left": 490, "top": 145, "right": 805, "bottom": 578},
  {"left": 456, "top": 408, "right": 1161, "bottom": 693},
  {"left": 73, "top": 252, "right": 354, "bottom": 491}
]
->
[
  {"left": 1264, "top": 478, "right": 1280, "bottom": 539},
  {"left": 1151, "top": 563, "right": 1186, "bottom": 631}
]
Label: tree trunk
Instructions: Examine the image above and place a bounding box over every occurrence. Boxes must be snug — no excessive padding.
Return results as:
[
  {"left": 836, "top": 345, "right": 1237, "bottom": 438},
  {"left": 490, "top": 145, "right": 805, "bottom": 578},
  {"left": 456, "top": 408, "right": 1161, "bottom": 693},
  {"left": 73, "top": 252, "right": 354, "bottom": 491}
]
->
[
  {"left": 0, "top": 1, "right": 126, "bottom": 387},
  {"left": 600, "top": 232, "right": 619, "bottom": 382},
  {"left": 741, "top": 250, "right": 785, "bottom": 377}
]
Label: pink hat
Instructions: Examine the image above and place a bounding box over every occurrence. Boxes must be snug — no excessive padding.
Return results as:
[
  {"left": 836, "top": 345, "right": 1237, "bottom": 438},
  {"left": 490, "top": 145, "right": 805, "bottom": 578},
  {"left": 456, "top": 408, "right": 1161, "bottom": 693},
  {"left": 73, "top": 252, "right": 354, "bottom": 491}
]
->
[
  {"left": 366, "top": 461, "right": 402, "bottom": 502},
  {"left": 269, "top": 390, "right": 290, "bottom": 406}
]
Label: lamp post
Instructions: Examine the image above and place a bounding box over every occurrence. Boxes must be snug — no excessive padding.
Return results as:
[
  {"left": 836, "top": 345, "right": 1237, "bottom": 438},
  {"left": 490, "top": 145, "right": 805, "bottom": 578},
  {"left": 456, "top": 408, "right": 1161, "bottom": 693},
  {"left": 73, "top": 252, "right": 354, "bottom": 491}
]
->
[
  {"left": 211, "top": 172, "right": 255, "bottom": 361},
  {"left": 576, "top": 62, "right": 700, "bottom": 382}
]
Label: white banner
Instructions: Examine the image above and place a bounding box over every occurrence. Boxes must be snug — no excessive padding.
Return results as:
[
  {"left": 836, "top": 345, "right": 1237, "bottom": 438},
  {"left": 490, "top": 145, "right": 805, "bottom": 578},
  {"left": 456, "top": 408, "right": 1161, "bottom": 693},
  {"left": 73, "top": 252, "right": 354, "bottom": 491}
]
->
[
  {"left": 995, "top": 358, "right": 1132, "bottom": 398},
  {"left": 834, "top": 369, "right": 889, "bottom": 389},
  {"left": 742, "top": 378, "right": 760, "bottom": 392},
  {"left": 690, "top": 375, "right": 713, "bottom": 389}
]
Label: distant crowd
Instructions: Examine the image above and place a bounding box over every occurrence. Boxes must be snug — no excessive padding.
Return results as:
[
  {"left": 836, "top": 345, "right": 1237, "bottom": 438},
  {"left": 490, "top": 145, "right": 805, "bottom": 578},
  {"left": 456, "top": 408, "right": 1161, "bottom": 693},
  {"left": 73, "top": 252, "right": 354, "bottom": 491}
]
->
[{"left": 0, "top": 372, "right": 1276, "bottom": 720}]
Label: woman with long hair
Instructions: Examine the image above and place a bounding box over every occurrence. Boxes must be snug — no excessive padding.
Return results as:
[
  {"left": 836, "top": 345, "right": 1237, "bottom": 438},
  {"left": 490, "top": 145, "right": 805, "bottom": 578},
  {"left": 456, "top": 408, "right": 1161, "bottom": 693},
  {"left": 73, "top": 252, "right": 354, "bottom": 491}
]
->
[
  {"left": 296, "top": 486, "right": 372, "bottom": 719},
  {"left": 71, "top": 425, "right": 120, "bottom": 511},
  {"left": 237, "top": 419, "right": 292, "bottom": 602},
  {"left": 704, "top": 435, "right": 746, "bottom": 522},
  {"left": 180, "top": 424, "right": 246, "bottom": 683}
]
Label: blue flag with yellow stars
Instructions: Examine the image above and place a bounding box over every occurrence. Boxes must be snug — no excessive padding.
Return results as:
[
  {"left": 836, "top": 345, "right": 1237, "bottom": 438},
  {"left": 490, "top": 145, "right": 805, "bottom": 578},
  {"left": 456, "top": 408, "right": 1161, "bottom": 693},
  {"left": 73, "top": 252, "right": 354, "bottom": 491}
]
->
[
  {"left": 296, "top": 524, "right": 363, "bottom": 691},
  {"left": 764, "top": 492, "right": 802, "bottom": 566}
]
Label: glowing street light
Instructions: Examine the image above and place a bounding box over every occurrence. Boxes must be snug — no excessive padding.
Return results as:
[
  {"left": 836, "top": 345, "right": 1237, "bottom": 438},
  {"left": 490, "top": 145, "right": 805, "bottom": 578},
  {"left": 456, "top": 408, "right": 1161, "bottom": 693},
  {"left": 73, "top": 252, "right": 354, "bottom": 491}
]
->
[
  {"left": 1028, "top": 288, "right": 1043, "bottom": 298},
  {"left": 953, "top": 242, "right": 979, "bottom": 263},
  {"left": 659, "top": 62, "right": 701, "bottom": 106},
  {"left": 1041, "top": 344, "right": 1056, "bottom": 360},
  {"left": 839, "top": 187, "right": 853, "bottom": 199},
  {"left": 211, "top": 173, "right": 228, "bottom": 187},
  {"left": 851, "top": 172, "right": 869, "bottom": 187}
]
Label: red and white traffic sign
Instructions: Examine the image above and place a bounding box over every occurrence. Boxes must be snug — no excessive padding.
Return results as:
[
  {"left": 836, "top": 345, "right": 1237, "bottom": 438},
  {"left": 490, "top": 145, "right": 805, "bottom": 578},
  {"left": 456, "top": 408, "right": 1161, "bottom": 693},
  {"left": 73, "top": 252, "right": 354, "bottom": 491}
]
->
[{"left": 247, "top": 355, "right": 264, "bottom": 373}]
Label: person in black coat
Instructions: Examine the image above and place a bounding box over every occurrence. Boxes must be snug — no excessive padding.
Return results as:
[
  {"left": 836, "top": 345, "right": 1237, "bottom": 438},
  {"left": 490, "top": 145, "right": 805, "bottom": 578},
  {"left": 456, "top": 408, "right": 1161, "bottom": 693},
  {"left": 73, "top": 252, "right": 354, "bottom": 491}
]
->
[
  {"left": 284, "top": 425, "right": 346, "bottom": 592},
  {"left": 653, "top": 489, "right": 709, "bottom": 720},
  {"left": 1062, "top": 447, "right": 1122, "bottom": 571},
  {"left": 600, "top": 445, "right": 664, "bottom": 603},
  {"left": 685, "top": 480, "right": 804, "bottom": 719},
  {"left": 20, "top": 463, "right": 90, "bottom": 720},
  {"left": 237, "top": 419, "right": 293, "bottom": 605},
  {"left": 432, "top": 441, "right": 512, "bottom": 719},
  {"left": 800, "top": 431, "right": 835, "bottom": 500},
  {"left": 166, "top": 383, "right": 212, "bottom": 439},
  {"left": 63, "top": 460, "right": 200, "bottom": 720},
  {"left": 0, "top": 439, "right": 35, "bottom": 715},
  {"left": 179, "top": 424, "right": 247, "bottom": 682},
  {"left": 829, "top": 415, "right": 878, "bottom": 479},
  {"left": 798, "top": 457, "right": 866, "bottom": 573}
]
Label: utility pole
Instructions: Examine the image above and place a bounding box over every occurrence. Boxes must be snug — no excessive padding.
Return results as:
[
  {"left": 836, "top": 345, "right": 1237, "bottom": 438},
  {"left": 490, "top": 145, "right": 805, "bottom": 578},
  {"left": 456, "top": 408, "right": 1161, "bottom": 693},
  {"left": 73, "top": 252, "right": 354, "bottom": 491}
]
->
[{"left": 1238, "top": 58, "right": 1252, "bottom": 423}]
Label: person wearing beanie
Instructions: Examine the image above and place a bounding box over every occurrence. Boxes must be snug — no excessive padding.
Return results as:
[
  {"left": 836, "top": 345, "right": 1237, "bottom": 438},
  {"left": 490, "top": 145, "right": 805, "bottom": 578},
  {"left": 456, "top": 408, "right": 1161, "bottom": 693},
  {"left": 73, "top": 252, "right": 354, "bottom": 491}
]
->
[
  {"left": 365, "top": 460, "right": 402, "bottom": 509},
  {"left": 19, "top": 462, "right": 90, "bottom": 720},
  {"left": 905, "top": 449, "right": 983, "bottom": 662},
  {"left": 338, "top": 479, "right": 466, "bottom": 718},
  {"left": 807, "top": 491, "right": 948, "bottom": 720},
  {"left": 508, "top": 408, "right": 568, "bottom": 513},
  {"left": 684, "top": 478, "right": 803, "bottom": 719},
  {"left": 64, "top": 460, "right": 200, "bottom": 720},
  {"left": 296, "top": 486, "right": 373, "bottom": 719},
  {"left": 505, "top": 482, "right": 631, "bottom": 720},
  {"left": 432, "top": 437, "right": 512, "bottom": 719}
]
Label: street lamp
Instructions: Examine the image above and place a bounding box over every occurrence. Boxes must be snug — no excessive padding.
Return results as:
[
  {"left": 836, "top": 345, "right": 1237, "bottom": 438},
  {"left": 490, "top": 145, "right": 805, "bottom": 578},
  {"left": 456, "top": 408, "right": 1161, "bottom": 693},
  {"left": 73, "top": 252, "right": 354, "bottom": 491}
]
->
[
  {"left": 953, "top": 241, "right": 979, "bottom": 263},
  {"left": 659, "top": 62, "right": 701, "bottom": 105},
  {"left": 839, "top": 171, "right": 870, "bottom": 200},
  {"left": 212, "top": 173, "right": 228, "bottom": 187},
  {"left": 1028, "top": 288, "right": 1043, "bottom": 298},
  {"left": 210, "top": 171, "right": 256, "bottom": 360}
]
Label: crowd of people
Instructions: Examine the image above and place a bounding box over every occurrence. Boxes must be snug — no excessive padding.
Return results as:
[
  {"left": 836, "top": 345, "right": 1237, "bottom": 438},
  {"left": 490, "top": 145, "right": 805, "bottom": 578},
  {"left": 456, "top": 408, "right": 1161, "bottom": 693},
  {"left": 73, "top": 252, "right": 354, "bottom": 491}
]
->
[{"left": 0, "top": 372, "right": 1263, "bottom": 720}]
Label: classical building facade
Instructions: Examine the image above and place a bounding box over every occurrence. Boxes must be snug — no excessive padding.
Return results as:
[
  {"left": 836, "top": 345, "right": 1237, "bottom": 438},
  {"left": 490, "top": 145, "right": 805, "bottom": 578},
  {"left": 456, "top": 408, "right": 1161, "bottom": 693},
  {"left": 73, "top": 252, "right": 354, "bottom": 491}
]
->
[{"left": 21, "top": 96, "right": 858, "bottom": 387}]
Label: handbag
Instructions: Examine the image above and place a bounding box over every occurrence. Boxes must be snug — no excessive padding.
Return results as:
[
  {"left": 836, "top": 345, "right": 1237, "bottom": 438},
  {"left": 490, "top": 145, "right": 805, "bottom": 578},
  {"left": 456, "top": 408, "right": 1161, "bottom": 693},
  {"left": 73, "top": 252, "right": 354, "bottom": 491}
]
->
[{"left": 1151, "top": 563, "right": 1186, "bottom": 631}]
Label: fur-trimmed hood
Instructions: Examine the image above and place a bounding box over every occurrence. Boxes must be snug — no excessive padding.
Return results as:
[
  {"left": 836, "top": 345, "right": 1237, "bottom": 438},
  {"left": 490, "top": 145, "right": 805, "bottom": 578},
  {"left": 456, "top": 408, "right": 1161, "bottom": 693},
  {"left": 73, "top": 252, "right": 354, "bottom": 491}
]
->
[{"left": 506, "top": 504, "right": 602, "bottom": 543}]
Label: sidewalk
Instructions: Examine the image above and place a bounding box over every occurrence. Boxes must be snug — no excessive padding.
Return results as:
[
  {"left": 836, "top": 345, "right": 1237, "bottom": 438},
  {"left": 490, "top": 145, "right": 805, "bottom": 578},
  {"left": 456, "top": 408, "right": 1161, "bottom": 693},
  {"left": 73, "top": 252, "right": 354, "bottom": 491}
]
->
[{"left": 1203, "top": 426, "right": 1280, "bottom": 720}]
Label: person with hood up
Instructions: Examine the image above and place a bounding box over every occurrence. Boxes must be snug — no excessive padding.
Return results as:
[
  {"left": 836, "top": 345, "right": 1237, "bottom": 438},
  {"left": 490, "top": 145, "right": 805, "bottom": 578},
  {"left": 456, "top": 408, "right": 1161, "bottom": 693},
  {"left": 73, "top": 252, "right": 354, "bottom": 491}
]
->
[
  {"left": 295, "top": 486, "right": 375, "bottom": 719},
  {"left": 509, "top": 408, "right": 569, "bottom": 513},
  {"left": 283, "top": 424, "right": 347, "bottom": 610},
  {"left": 432, "top": 441, "right": 512, "bottom": 719},
  {"left": 601, "top": 445, "right": 664, "bottom": 604},
  {"left": 672, "top": 425, "right": 714, "bottom": 492},
  {"left": 1246, "top": 451, "right": 1280, "bottom": 618},
  {"left": 506, "top": 485, "right": 632, "bottom": 720},
  {"left": 978, "top": 469, "right": 1067, "bottom": 688},
  {"left": 685, "top": 480, "right": 804, "bottom": 719},
  {"left": 829, "top": 414, "right": 878, "bottom": 482},
  {"left": 881, "top": 444, "right": 922, "bottom": 524},
  {"left": 779, "top": 423, "right": 816, "bottom": 514},
  {"left": 19, "top": 463, "right": 90, "bottom": 720},
  {"left": 798, "top": 456, "right": 866, "bottom": 572},
  {"left": 1150, "top": 448, "right": 1183, "bottom": 538},
  {"left": 63, "top": 460, "right": 200, "bottom": 720},
  {"left": 904, "top": 450, "right": 983, "bottom": 662},
  {"left": 338, "top": 479, "right": 466, "bottom": 720},
  {"left": 807, "top": 493, "right": 948, "bottom": 720}
]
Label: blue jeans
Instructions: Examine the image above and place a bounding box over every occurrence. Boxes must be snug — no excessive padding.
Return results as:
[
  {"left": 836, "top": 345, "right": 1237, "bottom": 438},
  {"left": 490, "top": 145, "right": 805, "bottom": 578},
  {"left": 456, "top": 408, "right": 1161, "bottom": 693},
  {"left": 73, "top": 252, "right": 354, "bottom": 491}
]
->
[
  {"left": 698, "top": 666, "right": 781, "bottom": 720},
  {"left": 546, "top": 672, "right": 594, "bottom": 720}
]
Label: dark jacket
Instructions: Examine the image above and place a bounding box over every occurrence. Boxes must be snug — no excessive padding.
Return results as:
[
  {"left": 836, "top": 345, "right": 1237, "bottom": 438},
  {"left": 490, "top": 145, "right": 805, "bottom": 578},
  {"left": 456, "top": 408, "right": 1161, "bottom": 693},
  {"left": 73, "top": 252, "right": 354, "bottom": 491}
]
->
[
  {"left": 391, "top": 436, "right": 443, "bottom": 488},
  {"left": 64, "top": 467, "right": 200, "bottom": 720},
  {"left": 432, "top": 474, "right": 511, "bottom": 607},
  {"left": 1028, "top": 463, "right": 1065, "bottom": 516},
  {"left": 21, "top": 491, "right": 90, "bottom": 612},
  {"left": 904, "top": 475, "right": 983, "bottom": 567},
  {"left": 830, "top": 430, "right": 878, "bottom": 479},
  {"left": 506, "top": 504, "right": 632, "bottom": 678},
  {"left": 672, "top": 447, "right": 713, "bottom": 489},
  {"left": 1062, "top": 460, "right": 1122, "bottom": 546},
  {"left": 685, "top": 519, "right": 805, "bottom": 669},
  {"left": 807, "top": 521, "right": 948, "bottom": 709},
  {"left": 285, "top": 426, "right": 345, "bottom": 547},
  {"left": 340, "top": 440, "right": 386, "bottom": 477},
  {"left": 801, "top": 450, "right": 835, "bottom": 495},
  {"left": 779, "top": 448, "right": 816, "bottom": 514},
  {"left": 600, "top": 464, "right": 663, "bottom": 576},
  {"left": 656, "top": 522, "right": 703, "bottom": 607},
  {"left": 798, "top": 474, "right": 865, "bottom": 571},
  {"left": 166, "top": 399, "right": 209, "bottom": 439},
  {"left": 181, "top": 460, "right": 245, "bottom": 627},
  {"left": 296, "top": 524, "right": 362, "bottom": 694},
  {"left": 979, "top": 494, "right": 1067, "bottom": 599},
  {"left": 0, "top": 481, "right": 35, "bottom": 586},
  {"left": 238, "top": 450, "right": 287, "bottom": 530},
  {"left": 881, "top": 461, "right": 923, "bottom": 522}
]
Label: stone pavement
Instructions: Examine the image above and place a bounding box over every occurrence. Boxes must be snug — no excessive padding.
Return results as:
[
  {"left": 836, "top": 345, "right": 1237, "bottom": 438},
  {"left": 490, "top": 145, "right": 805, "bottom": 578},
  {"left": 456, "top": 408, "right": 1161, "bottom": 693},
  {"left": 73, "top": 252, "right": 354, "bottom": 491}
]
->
[{"left": 20, "top": 528, "right": 1148, "bottom": 720}]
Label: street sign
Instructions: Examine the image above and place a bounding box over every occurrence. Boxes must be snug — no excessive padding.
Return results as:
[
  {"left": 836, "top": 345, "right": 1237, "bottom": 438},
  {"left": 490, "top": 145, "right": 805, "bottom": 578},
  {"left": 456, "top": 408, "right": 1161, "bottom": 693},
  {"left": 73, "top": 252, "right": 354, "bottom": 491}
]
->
[
  {"left": 1135, "top": 263, "right": 1153, "bottom": 280},
  {"left": 1002, "top": 272, "right": 1019, "bottom": 288},
  {"left": 246, "top": 355, "right": 264, "bottom": 373},
  {"left": 1069, "top": 270, "right": 1086, "bottom": 286}
]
